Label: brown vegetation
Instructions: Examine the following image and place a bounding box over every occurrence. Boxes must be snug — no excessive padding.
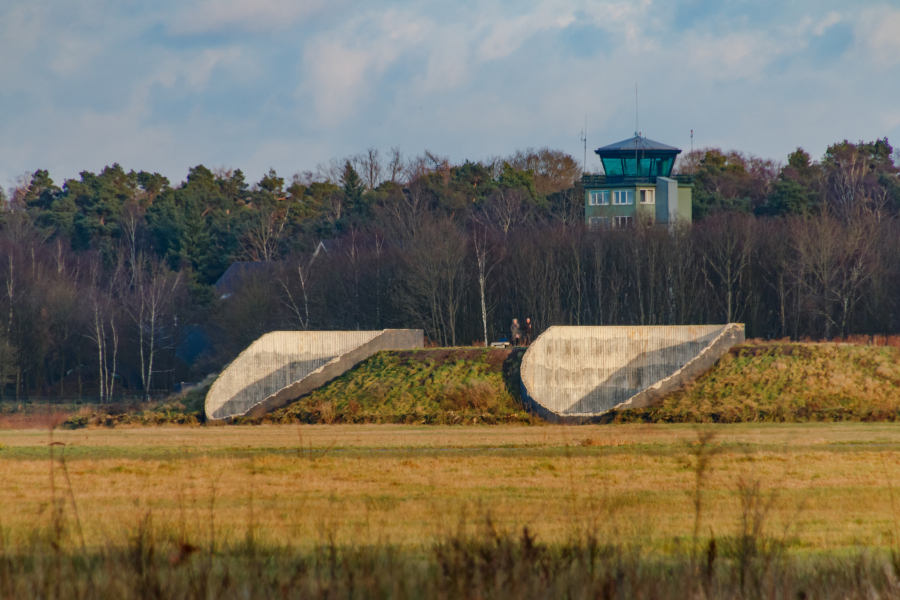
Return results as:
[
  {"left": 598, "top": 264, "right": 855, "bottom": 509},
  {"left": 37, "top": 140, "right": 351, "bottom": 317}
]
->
[
  {"left": 252, "top": 348, "right": 534, "bottom": 425},
  {"left": 611, "top": 340, "right": 900, "bottom": 423},
  {"left": 3, "top": 424, "right": 900, "bottom": 597},
  {"left": 3, "top": 138, "right": 898, "bottom": 406}
]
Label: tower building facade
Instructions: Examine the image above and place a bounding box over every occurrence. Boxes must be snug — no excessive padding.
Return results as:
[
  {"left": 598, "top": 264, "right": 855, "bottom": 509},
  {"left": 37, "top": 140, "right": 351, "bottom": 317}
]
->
[{"left": 583, "top": 135, "right": 692, "bottom": 228}]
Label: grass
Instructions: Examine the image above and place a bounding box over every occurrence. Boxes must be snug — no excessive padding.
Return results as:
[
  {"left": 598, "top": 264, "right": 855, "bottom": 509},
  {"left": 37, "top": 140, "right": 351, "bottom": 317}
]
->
[
  {"left": 3, "top": 423, "right": 900, "bottom": 551},
  {"left": 248, "top": 348, "right": 535, "bottom": 425},
  {"left": 4, "top": 423, "right": 900, "bottom": 597},
  {"left": 0, "top": 389, "right": 209, "bottom": 431},
  {"left": 16, "top": 342, "right": 899, "bottom": 430},
  {"left": 610, "top": 341, "right": 900, "bottom": 423}
]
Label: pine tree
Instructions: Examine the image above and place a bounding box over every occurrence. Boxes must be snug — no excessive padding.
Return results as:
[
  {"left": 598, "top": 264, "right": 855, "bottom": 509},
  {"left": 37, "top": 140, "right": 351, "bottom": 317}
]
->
[{"left": 341, "top": 161, "right": 367, "bottom": 220}]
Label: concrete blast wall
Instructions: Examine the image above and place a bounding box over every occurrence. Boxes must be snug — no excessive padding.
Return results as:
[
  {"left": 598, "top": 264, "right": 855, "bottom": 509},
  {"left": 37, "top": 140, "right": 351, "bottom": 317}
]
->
[
  {"left": 520, "top": 325, "right": 744, "bottom": 422},
  {"left": 205, "top": 329, "right": 424, "bottom": 420}
]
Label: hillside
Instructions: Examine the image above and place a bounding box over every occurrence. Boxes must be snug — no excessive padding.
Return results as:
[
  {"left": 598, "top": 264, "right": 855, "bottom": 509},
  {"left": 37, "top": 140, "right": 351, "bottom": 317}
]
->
[
  {"left": 52, "top": 342, "right": 900, "bottom": 428},
  {"left": 246, "top": 348, "right": 536, "bottom": 425},
  {"left": 259, "top": 341, "right": 900, "bottom": 426},
  {"left": 608, "top": 341, "right": 900, "bottom": 423}
]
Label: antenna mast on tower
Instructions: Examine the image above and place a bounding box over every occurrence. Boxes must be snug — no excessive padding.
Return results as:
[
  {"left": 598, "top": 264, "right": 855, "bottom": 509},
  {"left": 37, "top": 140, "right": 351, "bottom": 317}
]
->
[
  {"left": 635, "top": 83, "right": 640, "bottom": 173},
  {"left": 635, "top": 83, "right": 639, "bottom": 136},
  {"left": 581, "top": 117, "right": 587, "bottom": 175}
]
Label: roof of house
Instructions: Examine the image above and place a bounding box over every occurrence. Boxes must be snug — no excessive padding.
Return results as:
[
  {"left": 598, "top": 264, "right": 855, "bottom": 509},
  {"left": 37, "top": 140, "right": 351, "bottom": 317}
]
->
[
  {"left": 213, "top": 262, "right": 275, "bottom": 298},
  {"left": 314, "top": 239, "right": 342, "bottom": 256},
  {"left": 595, "top": 135, "right": 681, "bottom": 154}
]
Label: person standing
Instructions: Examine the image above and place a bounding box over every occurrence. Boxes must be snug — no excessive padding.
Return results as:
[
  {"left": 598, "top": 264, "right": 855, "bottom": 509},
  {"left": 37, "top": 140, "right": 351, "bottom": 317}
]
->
[
  {"left": 511, "top": 318, "right": 521, "bottom": 346},
  {"left": 524, "top": 318, "right": 533, "bottom": 346}
]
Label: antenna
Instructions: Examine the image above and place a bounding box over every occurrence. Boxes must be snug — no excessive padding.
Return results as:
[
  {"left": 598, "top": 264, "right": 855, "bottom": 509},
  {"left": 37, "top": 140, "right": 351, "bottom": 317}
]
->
[
  {"left": 691, "top": 129, "right": 693, "bottom": 154},
  {"left": 635, "top": 83, "right": 640, "bottom": 177},
  {"left": 635, "top": 83, "right": 639, "bottom": 136},
  {"left": 580, "top": 117, "right": 587, "bottom": 175}
]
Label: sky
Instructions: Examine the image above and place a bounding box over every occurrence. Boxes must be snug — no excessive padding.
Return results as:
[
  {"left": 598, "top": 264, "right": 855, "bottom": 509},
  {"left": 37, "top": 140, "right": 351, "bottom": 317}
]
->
[{"left": 1, "top": 0, "right": 899, "bottom": 188}]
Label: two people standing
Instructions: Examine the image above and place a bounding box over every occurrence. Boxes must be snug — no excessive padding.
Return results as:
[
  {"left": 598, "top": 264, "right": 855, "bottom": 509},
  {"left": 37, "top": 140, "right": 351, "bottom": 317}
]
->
[{"left": 510, "top": 318, "right": 534, "bottom": 346}]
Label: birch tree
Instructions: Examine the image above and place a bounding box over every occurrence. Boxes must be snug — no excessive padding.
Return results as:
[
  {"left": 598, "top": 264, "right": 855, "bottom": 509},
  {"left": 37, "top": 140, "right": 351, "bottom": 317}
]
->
[
  {"left": 472, "top": 226, "right": 502, "bottom": 345},
  {"left": 128, "top": 256, "right": 182, "bottom": 401},
  {"left": 278, "top": 255, "right": 315, "bottom": 330},
  {"left": 86, "top": 258, "right": 120, "bottom": 403}
]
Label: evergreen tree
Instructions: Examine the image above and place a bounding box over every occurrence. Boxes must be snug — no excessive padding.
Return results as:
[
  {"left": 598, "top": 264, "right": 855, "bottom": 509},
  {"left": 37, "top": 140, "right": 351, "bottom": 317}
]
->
[
  {"left": 23, "top": 170, "right": 59, "bottom": 211},
  {"left": 341, "top": 161, "right": 367, "bottom": 220}
]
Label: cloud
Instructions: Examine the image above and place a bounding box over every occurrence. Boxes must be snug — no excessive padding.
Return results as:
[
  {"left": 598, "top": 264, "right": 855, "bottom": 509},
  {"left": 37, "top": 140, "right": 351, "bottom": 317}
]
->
[
  {"left": 170, "top": 0, "right": 343, "bottom": 34},
  {"left": 1, "top": 0, "right": 899, "bottom": 191},
  {"left": 813, "top": 11, "right": 843, "bottom": 36},
  {"left": 153, "top": 47, "right": 245, "bottom": 90},
  {"left": 681, "top": 31, "right": 790, "bottom": 82},
  {"left": 855, "top": 6, "right": 900, "bottom": 67},
  {"left": 298, "top": 9, "right": 429, "bottom": 125}
]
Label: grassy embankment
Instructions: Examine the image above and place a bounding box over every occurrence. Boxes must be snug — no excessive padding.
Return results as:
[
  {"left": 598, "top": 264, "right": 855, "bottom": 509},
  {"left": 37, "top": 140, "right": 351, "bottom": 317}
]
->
[
  {"left": 247, "top": 348, "right": 533, "bottom": 425},
  {"left": 259, "top": 341, "right": 900, "bottom": 425},
  {"left": 22, "top": 348, "right": 528, "bottom": 429},
  {"left": 3, "top": 424, "right": 900, "bottom": 597},
  {"left": 611, "top": 341, "right": 900, "bottom": 423},
  {"left": 13, "top": 341, "right": 898, "bottom": 429}
]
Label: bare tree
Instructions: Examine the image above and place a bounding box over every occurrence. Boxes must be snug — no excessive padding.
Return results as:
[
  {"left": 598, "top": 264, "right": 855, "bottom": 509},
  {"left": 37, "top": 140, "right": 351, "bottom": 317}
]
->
[
  {"left": 355, "top": 148, "right": 384, "bottom": 190},
  {"left": 398, "top": 216, "right": 467, "bottom": 346},
  {"left": 472, "top": 226, "right": 502, "bottom": 345},
  {"left": 546, "top": 186, "right": 584, "bottom": 227},
  {"left": 127, "top": 256, "right": 182, "bottom": 401},
  {"left": 505, "top": 148, "right": 580, "bottom": 196},
  {"left": 241, "top": 205, "right": 290, "bottom": 262},
  {"left": 291, "top": 171, "right": 317, "bottom": 187},
  {"left": 506, "top": 228, "right": 564, "bottom": 332},
  {"left": 322, "top": 191, "right": 344, "bottom": 227},
  {"left": 86, "top": 258, "right": 121, "bottom": 403},
  {"left": 312, "top": 158, "right": 342, "bottom": 184},
  {"left": 379, "top": 181, "right": 426, "bottom": 240},
  {"left": 7, "top": 172, "right": 33, "bottom": 211},
  {"left": 120, "top": 203, "right": 145, "bottom": 286},
  {"left": 673, "top": 149, "right": 705, "bottom": 175},
  {"left": 484, "top": 188, "right": 529, "bottom": 236},
  {"left": 793, "top": 214, "right": 875, "bottom": 338},
  {"left": 0, "top": 330, "right": 16, "bottom": 411},
  {"left": 278, "top": 255, "right": 315, "bottom": 330},
  {"left": 756, "top": 219, "right": 796, "bottom": 338},
  {"left": 695, "top": 213, "right": 755, "bottom": 323},
  {"left": 387, "top": 147, "right": 404, "bottom": 184}
]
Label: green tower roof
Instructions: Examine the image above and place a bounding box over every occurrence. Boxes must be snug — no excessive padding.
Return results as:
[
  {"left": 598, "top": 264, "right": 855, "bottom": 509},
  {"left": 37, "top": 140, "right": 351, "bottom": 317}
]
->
[
  {"left": 595, "top": 135, "right": 680, "bottom": 153},
  {"left": 594, "top": 134, "right": 682, "bottom": 178}
]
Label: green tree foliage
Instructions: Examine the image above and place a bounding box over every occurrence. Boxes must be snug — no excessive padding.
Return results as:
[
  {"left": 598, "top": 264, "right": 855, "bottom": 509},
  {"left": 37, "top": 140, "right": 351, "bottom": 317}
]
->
[
  {"left": 341, "top": 161, "right": 368, "bottom": 220},
  {"left": 24, "top": 170, "right": 59, "bottom": 212},
  {"left": 691, "top": 151, "right": 754, "bottom": 218},
  {"left": 5, "top": 142, "right": 900, "bottom": 402},
  {"left": 452, "top": 160, "right": 496, "bottom": 204},
  {"left": 759, "top": 148, "right": 820, "bottom": 217},
  {"left": 258, "top": 168, "right": 285, "bottom": 199},
  {"left": 498, "top": 162, "right": 537, "bottom": 201},
  {"left": 788, "top": 147, "right": 813, "bottom": 175}
]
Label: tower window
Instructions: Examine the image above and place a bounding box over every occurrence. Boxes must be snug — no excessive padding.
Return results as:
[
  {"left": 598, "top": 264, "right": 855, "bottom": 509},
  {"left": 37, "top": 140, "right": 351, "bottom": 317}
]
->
[
  {"left": 613, "top": 190, "right": 633, "bottom": 205},
  {"left": 588, "top": 190, "right": 610, "bottom": 206},
  {"left": 639, "top": 189, "right": 655, "bottom": 204}
]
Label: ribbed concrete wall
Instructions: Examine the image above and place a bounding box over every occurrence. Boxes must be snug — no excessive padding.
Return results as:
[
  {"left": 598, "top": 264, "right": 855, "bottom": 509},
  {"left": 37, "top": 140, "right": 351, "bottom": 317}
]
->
[
  {"left": 520, "top": 325, "right": 744, "bottom": 422},
  {"left": 206, "top": 329, "right": 423, "bottom": 420}
]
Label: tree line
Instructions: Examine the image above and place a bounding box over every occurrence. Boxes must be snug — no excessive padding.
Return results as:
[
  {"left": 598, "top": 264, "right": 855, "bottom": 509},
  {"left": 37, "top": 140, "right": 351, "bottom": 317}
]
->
[{"left": 0, "top": 139, "right": 898, "bottom": 402}]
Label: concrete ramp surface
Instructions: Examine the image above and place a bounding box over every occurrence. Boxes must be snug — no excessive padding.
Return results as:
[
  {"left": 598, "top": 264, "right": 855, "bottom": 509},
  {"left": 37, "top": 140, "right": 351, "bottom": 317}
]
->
[
  {"left": 520, "top": 325, "right": 744, "bottom": 422},
  {"left": 206, "top": 329, "right": 424, "bottom": 420}
]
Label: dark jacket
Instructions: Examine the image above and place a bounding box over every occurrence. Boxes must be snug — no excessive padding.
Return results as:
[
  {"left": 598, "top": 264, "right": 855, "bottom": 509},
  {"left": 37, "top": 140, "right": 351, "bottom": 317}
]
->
[{"left": 524, "top": 321, "right": 533, "bottom": 337}]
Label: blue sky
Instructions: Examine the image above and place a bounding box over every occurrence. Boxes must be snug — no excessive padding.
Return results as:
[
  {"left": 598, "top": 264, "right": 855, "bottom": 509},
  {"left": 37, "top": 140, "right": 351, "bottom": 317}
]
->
[{"left": 1, "top": 0, "right": 899, "bottom": 187}]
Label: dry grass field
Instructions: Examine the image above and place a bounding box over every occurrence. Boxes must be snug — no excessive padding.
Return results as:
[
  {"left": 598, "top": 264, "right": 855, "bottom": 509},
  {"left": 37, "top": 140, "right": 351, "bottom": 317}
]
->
[{"left": 3, "top": 423, "right": 900, "bottom": 554}]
